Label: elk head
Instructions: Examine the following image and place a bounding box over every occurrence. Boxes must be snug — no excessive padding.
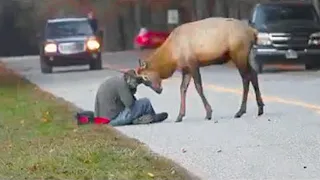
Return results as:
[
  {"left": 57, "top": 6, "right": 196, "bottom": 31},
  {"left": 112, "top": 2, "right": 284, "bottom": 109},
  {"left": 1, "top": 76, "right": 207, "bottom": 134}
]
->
[{"left": 136, "top": 59, "right": 163, "bottom": 94}]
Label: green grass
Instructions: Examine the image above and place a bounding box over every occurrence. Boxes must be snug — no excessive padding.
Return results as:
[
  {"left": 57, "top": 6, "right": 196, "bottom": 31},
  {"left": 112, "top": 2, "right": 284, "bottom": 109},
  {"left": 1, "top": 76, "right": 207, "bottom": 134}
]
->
[{"left": 0, "top": 63, "right": 193, "bottom": 180}]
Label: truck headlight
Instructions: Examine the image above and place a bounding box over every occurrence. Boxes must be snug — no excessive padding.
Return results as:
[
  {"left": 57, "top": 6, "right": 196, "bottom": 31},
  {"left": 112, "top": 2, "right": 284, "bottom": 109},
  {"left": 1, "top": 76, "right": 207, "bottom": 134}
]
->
[
  {"left": 44, "top": 43, "right": 57, "bottom": 53},
  {"left": 86, "top": 39, "right": 100, "bottom": 50},
  {"left": 257, "top": 33, "right": 271, "bottom": 45},
  {"left": 310, "top": 32, "right": 320, "bottom": 38},
  {"left": 309, "top": 32, "right": 320, "bottom": 45}
]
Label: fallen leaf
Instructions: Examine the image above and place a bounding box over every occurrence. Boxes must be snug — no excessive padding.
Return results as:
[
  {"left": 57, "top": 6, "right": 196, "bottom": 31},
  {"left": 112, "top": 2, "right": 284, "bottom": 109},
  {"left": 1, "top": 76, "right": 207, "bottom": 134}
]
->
[
  {"left": 28, "top": 164, "right": 38, "bottom": 172},
  {"left": 147, "top": 172, "right": 154, "bottom": 178}
]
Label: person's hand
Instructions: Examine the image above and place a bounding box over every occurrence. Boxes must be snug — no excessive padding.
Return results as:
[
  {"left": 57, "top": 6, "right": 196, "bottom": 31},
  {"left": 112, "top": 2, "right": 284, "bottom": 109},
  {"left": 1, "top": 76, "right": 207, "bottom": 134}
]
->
[{"left": 130, "top": 87, "right": 137, "bottom": 94}]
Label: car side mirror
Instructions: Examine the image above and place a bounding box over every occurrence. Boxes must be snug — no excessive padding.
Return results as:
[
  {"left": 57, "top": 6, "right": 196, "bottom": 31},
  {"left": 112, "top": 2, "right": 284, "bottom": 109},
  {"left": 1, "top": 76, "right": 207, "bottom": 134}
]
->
[
  {"left": 241, "top": 19, "right": 250, "bottom": 25},
  {"left": 242, "top": 19, "right": 255, "bottom": 27}
]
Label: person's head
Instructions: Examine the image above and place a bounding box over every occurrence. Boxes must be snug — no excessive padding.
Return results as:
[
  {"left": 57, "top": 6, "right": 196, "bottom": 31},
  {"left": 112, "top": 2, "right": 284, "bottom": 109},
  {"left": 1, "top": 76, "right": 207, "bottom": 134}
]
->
[
  {"left": 136, "top": 59, "right": 163, "bottom": 94},
  {"left": 87, "top": 11, "right": 94, "bottom": 19},
  {"left": 123, "top": 69, "right": 143, "bottom": 90}
]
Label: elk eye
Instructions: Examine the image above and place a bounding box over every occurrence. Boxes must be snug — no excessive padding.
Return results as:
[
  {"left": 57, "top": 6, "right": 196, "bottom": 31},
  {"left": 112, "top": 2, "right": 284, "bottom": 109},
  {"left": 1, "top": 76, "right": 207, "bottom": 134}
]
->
[{"left": 141, "top": 62, "right": 147, "bottom": 68}]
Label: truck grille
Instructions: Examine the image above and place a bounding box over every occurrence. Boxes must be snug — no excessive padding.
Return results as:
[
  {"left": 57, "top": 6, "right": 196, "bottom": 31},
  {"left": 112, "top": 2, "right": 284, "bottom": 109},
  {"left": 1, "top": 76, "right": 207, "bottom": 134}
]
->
[
  {"left": 58, "top": 42, "right": 85, "bottom": 54},
  {"left": 270, "top": 33, "right": 310, "bottom": 50}
]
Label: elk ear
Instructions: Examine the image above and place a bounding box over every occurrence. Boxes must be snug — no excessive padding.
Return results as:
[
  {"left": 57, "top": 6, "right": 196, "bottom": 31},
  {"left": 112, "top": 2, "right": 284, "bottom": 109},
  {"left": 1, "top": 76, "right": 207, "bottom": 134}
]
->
[
  {"left": 141, "top": 75, "right": 149, "bottom": 81},
  {"left": 140, "top": 75, "right": 151, "bottom": 86},
  {"left": 138, "top": 59, "right": 147, "bottom": 69}
]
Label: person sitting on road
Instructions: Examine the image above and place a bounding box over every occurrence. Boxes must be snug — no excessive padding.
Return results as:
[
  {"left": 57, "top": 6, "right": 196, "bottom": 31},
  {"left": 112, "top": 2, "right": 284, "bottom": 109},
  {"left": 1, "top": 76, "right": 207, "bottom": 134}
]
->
[{"left": 94, "top": 69, "right": 168, "bottom": 126}]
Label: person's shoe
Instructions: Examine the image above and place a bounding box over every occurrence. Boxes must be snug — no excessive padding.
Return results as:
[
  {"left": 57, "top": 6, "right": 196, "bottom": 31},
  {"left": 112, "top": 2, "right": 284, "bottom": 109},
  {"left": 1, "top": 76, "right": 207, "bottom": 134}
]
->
[
  {"left": 152, "top": 112, "right": 168, "bottom": 123},
  {"left": 132, "top": 114, "right": 154, "bottom": 125}
]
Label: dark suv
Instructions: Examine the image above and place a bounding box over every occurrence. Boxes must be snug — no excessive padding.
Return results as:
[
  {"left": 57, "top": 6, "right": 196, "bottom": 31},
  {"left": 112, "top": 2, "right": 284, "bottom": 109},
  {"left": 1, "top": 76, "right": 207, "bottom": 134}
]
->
[
  {"left": 39, "top": 17, "right": 103, "bottom": 73},
  {"left": 247, "top": 1, "right": 320, "bottom": 73}
]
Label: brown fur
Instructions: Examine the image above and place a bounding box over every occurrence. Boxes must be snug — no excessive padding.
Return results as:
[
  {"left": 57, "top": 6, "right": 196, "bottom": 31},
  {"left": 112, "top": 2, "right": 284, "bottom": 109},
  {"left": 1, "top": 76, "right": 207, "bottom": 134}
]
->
[{"left": 137, "top": 17, "right": 264, "bottom": 122}]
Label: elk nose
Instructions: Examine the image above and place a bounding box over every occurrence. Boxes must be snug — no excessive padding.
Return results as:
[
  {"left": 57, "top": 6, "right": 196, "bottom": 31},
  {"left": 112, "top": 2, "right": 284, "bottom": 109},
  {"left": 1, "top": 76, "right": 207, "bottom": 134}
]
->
[{"left": 156, "top": 87, "right": 163, "bottom": 94}]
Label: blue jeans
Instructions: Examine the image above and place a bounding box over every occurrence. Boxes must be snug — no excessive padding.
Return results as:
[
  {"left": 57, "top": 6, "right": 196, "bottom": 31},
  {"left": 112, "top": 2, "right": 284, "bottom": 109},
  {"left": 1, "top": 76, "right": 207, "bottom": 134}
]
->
[{"left": 109, "top": 98, "right": 155, "bottom": 126}]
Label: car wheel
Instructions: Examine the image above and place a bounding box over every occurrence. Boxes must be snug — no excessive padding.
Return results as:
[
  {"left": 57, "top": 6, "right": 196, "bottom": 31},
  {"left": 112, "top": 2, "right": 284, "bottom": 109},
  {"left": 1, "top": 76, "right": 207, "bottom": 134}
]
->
[
  {"left": 89, "top": 56, "right": 102, "bottom": 70},
  {"left": 40, "top": 57, "right": 53, "bottom": 74},
  {"left": 305, "top": 63, "right": 319, "bottom": 70}
]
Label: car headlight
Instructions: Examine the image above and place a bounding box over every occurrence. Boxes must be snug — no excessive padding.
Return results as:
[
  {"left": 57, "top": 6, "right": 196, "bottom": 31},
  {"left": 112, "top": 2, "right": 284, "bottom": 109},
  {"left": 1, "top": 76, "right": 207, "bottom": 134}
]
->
[
  {"left": 86, "top": 39, "right": 100, "bottom": 50},
  {"left": 257, "top": 33, "right": 271, "bottom": 45},
  {"left": 44, "top": 43, "right": 57, "bottom": 53}
]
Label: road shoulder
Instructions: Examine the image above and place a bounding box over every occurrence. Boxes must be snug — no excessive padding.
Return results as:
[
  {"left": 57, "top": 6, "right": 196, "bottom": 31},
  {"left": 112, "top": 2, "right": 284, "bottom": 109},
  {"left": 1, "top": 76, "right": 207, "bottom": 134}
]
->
[{"left": 0, "top": 62, "right": 200, "bottom": 180}]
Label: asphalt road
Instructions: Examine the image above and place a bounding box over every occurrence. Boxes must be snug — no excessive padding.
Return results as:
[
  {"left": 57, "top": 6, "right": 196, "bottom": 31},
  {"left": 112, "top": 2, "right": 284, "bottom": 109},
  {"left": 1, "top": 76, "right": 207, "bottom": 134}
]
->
[{"left": 3, "top": 52, "right": 320, "bottom": 180}]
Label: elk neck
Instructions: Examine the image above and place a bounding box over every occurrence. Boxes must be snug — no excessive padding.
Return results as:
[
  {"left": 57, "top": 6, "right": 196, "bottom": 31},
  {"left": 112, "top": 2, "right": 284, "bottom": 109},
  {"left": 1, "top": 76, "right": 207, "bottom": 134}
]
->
[{"left": 145, "top": 40, "right": 177, "bottom": 79}]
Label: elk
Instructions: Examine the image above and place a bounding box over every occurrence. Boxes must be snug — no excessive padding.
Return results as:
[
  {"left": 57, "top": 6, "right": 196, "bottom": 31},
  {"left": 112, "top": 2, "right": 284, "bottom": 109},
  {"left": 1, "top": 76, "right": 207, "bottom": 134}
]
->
[{"left": 136, "top": 17, "right": 265, "bottom": 123}]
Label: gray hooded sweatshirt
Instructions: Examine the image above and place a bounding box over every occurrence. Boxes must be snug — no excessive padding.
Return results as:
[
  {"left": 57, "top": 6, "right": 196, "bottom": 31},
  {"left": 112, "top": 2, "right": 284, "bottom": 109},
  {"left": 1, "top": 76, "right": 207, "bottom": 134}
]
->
[{"left": 94, "top": 76, "right": 135, "bottom": 119}]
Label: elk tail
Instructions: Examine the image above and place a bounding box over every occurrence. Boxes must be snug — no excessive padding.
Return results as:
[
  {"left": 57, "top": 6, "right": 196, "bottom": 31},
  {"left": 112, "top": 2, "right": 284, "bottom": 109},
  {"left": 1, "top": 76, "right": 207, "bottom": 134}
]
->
[{"left": 248, "top": 27, "right": 259, "bottom": 73}]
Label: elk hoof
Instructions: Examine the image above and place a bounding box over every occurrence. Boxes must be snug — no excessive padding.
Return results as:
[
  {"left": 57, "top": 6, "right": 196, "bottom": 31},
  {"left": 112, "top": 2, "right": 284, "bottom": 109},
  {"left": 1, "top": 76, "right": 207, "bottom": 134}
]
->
[
  {"left": 175, "top": 115, "right": 183, "bottom": 122},
  {"left": 205, "top": 110, "right": 212, "bottom": 120},
  {"left": 234, "top": 110, "right": 246, "bottom": 118},
  {"left": 258, "top": 106, "right": 264, "bottom": 116}
]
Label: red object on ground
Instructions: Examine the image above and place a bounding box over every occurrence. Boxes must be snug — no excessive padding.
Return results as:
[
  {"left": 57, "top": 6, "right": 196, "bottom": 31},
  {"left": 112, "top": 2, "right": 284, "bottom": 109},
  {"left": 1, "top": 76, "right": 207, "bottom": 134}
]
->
[
  {"left": 134, "top": 27, "right": 170, "bottom": 49},
  {"left": 78, "top": 116, "right": 90, "bottom": 124},
  {"left": 94, "top": 117, "right": 110, "bottom": 124}
]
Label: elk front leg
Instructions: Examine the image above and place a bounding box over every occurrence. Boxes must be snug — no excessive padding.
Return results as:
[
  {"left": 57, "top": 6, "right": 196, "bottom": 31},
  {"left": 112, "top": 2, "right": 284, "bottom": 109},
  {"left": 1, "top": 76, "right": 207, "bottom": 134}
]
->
[
  {"left": 192, "top": 68, "right": 215, "bottom": 122},
  {"left": 176, "top": 71, "right": 192, "bottom": 122},
  {"left": 234, "top": 70, "right": 250, "bottom": 118}
]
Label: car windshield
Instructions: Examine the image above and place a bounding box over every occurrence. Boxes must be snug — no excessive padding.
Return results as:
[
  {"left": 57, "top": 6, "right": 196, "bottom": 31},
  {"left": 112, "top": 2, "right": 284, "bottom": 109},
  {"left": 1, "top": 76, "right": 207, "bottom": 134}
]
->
[
  {"left": 253, "top": 4, "right": 319, "bottom": 27},
  {"left": 45, "top": 20, "right": 94, "bottom": 39}
]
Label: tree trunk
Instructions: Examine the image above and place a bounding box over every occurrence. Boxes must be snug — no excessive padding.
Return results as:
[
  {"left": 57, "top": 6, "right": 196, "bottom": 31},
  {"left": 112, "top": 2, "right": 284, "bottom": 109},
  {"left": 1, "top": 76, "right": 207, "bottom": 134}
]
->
[
  {"left": 134, "top": 0, "right": 142, "bottom": 30},
  {"left": 195, "top": 0, "right": 208, "bottom": 20}
]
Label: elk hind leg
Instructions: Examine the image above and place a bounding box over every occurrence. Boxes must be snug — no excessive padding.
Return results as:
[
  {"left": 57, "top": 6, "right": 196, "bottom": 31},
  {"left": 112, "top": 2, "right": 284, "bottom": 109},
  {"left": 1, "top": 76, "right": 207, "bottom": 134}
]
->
[
  {"left": 250, "top": 68, "right": 265, "bottom": 116},
  {"left": 192, "top": 67, "right": 215, "bottom": 122},
  {"left": 176, "top": 70, "right": 192, "bottom": 122},
  {"left": 234, "top": 68, "right": 250, "bottom": 118}
]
